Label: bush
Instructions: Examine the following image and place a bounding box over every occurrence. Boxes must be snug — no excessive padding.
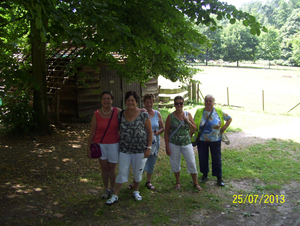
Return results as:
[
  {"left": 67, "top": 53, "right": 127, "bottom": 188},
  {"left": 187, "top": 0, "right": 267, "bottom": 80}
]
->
[{"left": 0, "top": 90, "right": 37, "bottom": 135}]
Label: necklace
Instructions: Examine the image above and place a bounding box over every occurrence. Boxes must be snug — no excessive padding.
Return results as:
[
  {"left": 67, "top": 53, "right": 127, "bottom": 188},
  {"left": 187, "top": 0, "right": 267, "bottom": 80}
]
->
[{"left": 102, "top": 107, "right": 112, "bottom": 115}]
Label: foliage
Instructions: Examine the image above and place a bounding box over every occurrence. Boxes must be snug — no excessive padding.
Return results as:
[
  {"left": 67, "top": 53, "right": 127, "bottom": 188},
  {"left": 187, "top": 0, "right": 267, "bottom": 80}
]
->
[
  {"left": 257, "top": 26, "right": 281, "bottom": 67},
  {"left": 290, "top": 32, "right": 300, "bottom": 65},
  {"left": 0, "top": 0, "right": 267, "bottom": 134},
  {"left": 221, "top": 22, "right": 259, "bottom": 65},
  {"left": 0, "top": 90, "right": 37, "bottom": 135}
]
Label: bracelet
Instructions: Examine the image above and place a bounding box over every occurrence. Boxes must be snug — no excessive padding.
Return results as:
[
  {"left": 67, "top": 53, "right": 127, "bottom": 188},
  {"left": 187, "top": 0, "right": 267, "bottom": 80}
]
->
[{"left": 147, "top": 146, "right": 152, "bottom": 150}]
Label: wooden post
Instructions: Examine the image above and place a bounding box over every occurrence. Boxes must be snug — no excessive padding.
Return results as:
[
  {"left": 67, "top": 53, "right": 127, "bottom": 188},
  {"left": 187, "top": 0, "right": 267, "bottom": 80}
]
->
[
  {"left": 227, "top": 87, "right": 229, "bottom": 106},
  {"left": 262, "top": 90, "right": 264, "bottom": 111},
  {"left": 288, "top": 102, "right": 300, "bottom": 112},
  {"left": 196, "top": 82, "right": 200, "bottom": 102},
  {"left": 188, "top": 84, "right": 192, "bottom": 100},
  {"left": 192, "top": 82, "right": 196, "bottom": 101}
]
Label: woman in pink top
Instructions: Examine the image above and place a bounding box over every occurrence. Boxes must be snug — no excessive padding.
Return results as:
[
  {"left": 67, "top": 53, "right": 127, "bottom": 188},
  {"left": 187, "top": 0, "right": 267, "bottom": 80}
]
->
[{"left": 87, "top": 91, "right": 122, "bottom": 199}]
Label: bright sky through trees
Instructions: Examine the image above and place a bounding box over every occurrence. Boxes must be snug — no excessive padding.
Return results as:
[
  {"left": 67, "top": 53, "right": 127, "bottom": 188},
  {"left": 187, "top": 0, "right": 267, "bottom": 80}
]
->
[{"left": 224, "top": 0, "right": 267, "bottom": 8}]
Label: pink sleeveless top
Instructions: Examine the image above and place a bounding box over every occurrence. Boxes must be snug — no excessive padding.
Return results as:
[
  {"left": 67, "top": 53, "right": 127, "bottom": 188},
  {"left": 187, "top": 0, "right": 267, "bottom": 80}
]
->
[{"left": 93, "top": 107, "right": 119, "bottom": 144}]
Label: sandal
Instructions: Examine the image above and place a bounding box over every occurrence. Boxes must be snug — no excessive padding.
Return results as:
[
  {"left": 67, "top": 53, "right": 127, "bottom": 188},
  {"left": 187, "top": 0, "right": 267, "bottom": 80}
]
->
[
  {"left": 127, "top": 181, "right": 134, "bottom": 190},
  {"left": 106, "top": 195, "right": 118, "bottom": 205},
  {"left": 194, "top": 184, "right": 202, "bottom": 191},
  {"left": 101, "top": 189, "right": 110, "bottom": 199},
  {"left": 145, "top": 182, "right": 155, "bottom": 190},
  {"left": 174, "top": 183, "right": 181, "bottom": 190},
  {"left": 133, "top": 191, "right": 142, "bottom": 201}
]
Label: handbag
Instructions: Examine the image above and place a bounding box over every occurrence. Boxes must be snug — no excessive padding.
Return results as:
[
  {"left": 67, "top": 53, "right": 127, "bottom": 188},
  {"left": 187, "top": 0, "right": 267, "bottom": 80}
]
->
[
  {"left": 192, "top": 109, "right": 214, "bottom": 147},
  {"left": 221, "top": 133, "right": 230, "bottom": 145},
  {"left": 90, "top": 107, "right": 115, "bottom": 158}
]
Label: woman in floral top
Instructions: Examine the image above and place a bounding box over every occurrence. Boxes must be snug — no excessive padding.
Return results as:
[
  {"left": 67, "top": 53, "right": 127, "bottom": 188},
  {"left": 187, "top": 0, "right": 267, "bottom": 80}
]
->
[
  {"left": 164, "top": 96, "right": 202, "bottom": 191},
  {"left": 106, "top": 91, "right": 153, "bottom": 205},
  {"left": 192, "top": 94, "right": 232, "bottom": 186}
]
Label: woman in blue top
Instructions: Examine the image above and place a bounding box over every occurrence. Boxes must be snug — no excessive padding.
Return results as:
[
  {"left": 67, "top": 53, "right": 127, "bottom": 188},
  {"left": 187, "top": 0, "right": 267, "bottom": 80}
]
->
[
  {"left": 143, "top": 94, "right": 164, "bottom": 189},
  {"left": 192, "top": 94, "right": 232, "bottom": 186}
]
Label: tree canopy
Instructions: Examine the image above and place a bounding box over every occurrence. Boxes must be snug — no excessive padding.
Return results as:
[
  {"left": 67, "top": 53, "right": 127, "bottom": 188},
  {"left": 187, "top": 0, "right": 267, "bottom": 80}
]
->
[{"left": 0, "top": 0, "right": 266, "bottom": 134}]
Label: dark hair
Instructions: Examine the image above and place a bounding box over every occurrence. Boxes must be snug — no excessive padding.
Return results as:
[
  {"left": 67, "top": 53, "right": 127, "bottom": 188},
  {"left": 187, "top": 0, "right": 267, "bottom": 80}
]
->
[
  {"left": 125, "top": 91, "right": 139, "bottom": 103},
  {"left": 101, "top": 91, "right": 114, "bottom": 100},
  {"left": 143, "top": 94, "right": 155, "bottom": 103},
  {"left": 174, "top": 96, "right": 184, "bottom": 103}
]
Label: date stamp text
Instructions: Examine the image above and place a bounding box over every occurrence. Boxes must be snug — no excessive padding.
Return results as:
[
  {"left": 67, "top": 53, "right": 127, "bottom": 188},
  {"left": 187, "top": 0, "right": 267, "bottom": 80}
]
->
[{"left": 233, "top": 194, "right": 285, "bottom": 204}]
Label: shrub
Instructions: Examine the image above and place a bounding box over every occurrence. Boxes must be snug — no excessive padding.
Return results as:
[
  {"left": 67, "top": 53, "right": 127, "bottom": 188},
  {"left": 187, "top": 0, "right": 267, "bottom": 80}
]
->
[{"left": 0, "top": 90, "right": 37, "bottom": 135}]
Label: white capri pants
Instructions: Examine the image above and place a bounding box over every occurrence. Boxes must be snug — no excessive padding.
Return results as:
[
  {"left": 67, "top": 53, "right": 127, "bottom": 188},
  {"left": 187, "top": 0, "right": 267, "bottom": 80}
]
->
[
  {"left": 98, "top": 143, "right": 119, "bottom": 164},
  {"left": 169, "top": 142, "right": 197, "bottom": 174},
  {"left": 116, "top": 152, "right": 147, "bottom": 184}
]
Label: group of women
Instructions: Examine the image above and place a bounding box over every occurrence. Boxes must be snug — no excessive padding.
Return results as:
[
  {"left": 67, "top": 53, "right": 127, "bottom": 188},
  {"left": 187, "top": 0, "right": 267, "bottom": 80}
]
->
[{"left": 87, "top": 91, "right": 232, "bottom": 206}]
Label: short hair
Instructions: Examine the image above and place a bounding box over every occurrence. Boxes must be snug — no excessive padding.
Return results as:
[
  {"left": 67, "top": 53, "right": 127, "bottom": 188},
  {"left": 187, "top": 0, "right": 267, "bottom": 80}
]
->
[
  {"left": 125, "top": 91, "right": 139, "bottom": 103},
  {"left": 101, "top": 91, "right": 114, "bottom": 100},
  {"left": 205, "top": 94, "right": 215, "bottom": 102},
  {"left": 143, "top": 94, "right": 155, "bottom": 103},
  {"left": 174, "top": 96, "right": 184, "bottom": 103}
]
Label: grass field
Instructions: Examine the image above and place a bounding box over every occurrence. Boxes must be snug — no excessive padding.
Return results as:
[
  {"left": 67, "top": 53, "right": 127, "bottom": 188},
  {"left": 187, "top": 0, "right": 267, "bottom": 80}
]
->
[{"left": 192, "top": 66, "right": 300, "bottom": 116}]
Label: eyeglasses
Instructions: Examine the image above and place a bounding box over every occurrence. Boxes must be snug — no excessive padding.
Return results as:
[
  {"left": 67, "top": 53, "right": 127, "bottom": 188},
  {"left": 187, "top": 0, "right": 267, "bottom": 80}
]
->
[
  {"left": 205, "top": 100, "right": 213, "bottom": 103},
  {"left": 175, "top": 102, "right": 183, "bottom": 106}
]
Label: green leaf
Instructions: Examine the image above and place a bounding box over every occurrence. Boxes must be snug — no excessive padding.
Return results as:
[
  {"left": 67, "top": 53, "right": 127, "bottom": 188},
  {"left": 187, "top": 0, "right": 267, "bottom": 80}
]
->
[
  {"left": 230, "top": 18, "right": 236, "bottom": 24},
  {"left": 72, "top": 38, "right": 82, "bottom": 44},
  {"left": 256, "top": 29, "right": 261, "bottom": 36},
  {"left": 249, "top": 15, "right": 256, "bottom": 23},
  {"left": 217, "top": 14, "right": 222, "bottom": 20},
  {"left": 210, "top": 26, "right": 217, "bottom": 31},
  {"left": 226, "top": 13, "right": 231, "bottom": 19},
  {"left": 262, "top": 27, "right": 268, "bottom": 33},
  {"left": 83, "top": 40, "right": 96, "bottom": 48},
  {"left": 243, "top": 20, "right": 248, "bottom": 26},
  {"left": 250, "top": 28, "right": 256, "bottom": 35}
]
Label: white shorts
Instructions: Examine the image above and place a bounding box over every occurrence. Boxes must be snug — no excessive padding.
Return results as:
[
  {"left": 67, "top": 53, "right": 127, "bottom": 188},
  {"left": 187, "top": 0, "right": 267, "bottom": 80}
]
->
[
  {"left": 116, "top": 152, "right": 147, "bottom": 183},
  {"left": 169, "top": 142, "right": 197, "bottom": 174},
  {"left": 98, "top": 143, "right": 119, "bottom": 164}
]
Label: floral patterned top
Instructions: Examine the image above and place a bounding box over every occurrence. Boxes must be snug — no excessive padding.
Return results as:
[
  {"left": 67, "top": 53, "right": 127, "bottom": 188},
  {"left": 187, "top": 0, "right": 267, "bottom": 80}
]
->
[
  {"left": 119, "top": 111, "right": 150, "bottom": 154},
  {"left": 200, "top": 109, "right": 231, "bottom": 142}
]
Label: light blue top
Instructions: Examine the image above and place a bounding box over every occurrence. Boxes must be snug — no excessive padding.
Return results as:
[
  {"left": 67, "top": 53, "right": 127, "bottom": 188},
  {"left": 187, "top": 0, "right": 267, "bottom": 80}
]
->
[
  {"left": 150, "top": 110, "right": 160, "bottom": 150},
  {"left": 200, "top": 109, "right": 231, "bottom": 142}
]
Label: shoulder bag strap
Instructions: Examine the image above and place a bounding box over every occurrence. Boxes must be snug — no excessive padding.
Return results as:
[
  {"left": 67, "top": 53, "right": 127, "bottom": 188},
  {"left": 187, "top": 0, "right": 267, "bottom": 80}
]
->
[
  {"left": 100, "top": 107, "right": 115, "bottom": 144},
  {"left": 169, "top": 111, "right": 187, "bottom": 140}
]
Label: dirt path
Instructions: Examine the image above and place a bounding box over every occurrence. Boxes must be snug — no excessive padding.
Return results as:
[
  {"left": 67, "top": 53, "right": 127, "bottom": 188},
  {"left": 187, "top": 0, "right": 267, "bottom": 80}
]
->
[{"left": 0, "top": 121, "right": 299, "bottom": 226}]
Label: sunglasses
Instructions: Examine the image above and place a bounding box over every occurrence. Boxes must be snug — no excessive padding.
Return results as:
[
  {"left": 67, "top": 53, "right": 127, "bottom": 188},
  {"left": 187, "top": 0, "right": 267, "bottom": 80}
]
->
[{"left": 175, "top": 102, "right": 183, "bottom": 106}]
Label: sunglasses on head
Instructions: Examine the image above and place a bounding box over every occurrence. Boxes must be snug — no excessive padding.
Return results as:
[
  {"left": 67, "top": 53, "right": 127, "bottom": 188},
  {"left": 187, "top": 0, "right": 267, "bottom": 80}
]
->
[{"left": 175, "top": 102, "right": 183, "bottom": 106}]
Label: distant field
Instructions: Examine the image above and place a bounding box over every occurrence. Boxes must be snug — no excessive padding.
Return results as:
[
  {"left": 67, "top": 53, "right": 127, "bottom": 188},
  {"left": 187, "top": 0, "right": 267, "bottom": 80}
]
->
[{"left": 192, "top": 66, "right": 300, "bottom": 116}]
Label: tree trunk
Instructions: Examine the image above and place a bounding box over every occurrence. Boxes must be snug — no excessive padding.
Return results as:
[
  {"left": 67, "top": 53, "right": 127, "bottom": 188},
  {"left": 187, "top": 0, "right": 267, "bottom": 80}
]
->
[
  {"left": 237, "top": 60, "right": 239, "bottom": 67},
  {"left": 31, "top": 20, "right": 49, "bottom": 135}
]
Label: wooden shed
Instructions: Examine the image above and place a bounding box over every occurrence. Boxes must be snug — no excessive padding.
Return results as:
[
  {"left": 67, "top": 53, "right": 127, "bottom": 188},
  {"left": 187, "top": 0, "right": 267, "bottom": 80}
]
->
[{"left": 46, "top": 46, "right": 159, "bottom": 122}]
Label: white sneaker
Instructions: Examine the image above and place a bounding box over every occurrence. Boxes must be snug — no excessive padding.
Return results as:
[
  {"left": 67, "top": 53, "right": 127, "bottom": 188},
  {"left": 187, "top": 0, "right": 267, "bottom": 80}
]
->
[
  {"left": 133, "top": 191, "right": 142, "bottom": 201},
  {"left": 101, "top": 189, "right": 110, "bottom": 199},
  {"left": 106, "top": 195, "right": 118, "bottom": 205}
]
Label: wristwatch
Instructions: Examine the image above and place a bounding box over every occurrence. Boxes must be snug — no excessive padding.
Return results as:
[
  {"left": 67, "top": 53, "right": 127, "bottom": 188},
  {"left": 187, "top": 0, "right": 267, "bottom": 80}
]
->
[{"left": 147, "top": 146, "right": 152, "bottom": 150}]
